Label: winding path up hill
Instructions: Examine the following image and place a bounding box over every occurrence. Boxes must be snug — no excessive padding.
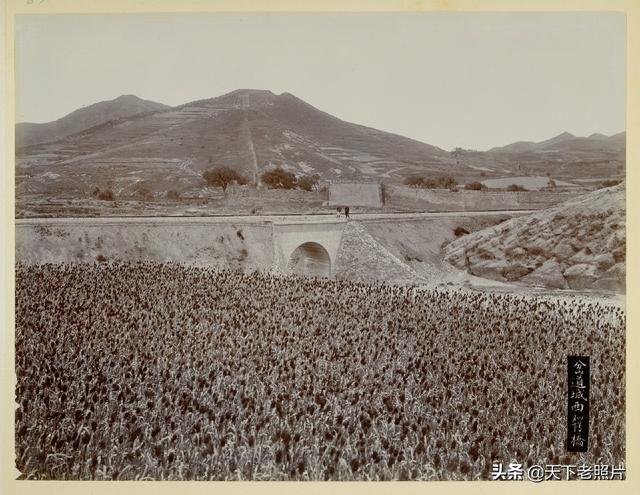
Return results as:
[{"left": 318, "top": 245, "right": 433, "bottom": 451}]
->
[{"left": 443, "top": 184, "right": 626, "bottom": 292}]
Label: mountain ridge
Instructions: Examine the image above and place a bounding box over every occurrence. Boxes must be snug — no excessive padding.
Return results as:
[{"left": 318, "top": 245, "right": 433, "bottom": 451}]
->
[
  {"left": 18, "top": 91, "right": 623, "bottom": 156},
  {"left": 16, "top": 95, "right": 170, "bottom": 148},
  {"left": 15, "top": 89, "right": 625, "bottom": 199},
  {"left": 488, "top": 130, "right": 624, "bottom": 153}
]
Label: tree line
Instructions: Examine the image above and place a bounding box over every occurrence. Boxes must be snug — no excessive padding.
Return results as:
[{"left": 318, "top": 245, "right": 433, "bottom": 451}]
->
[
  {"left": 90, "top": 166, "right": 321, "bottom": 202},
  {"left": 203, "top": 166, "right": 320, "bottom": 193},
  {"left": 403, "top": 176, "right": 530, "bottom": 192}
]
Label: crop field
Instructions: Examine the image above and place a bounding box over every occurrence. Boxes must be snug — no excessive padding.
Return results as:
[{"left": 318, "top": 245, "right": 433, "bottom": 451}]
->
[{"left": 15, "top": 263, "right": 625, "bottom": 480}]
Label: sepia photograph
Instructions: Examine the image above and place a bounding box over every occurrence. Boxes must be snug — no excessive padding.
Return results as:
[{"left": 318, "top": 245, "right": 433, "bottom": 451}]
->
[{"left": 2, "top": 0, "right": 637, "bottom": 490}]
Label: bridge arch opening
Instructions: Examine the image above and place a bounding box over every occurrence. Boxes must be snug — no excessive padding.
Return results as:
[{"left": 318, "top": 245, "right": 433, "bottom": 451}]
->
[{"left": 288, "top": 242, "right": 331, "bottom": 277}]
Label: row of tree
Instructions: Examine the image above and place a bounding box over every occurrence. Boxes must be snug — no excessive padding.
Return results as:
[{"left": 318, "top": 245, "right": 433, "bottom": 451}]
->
[
  {"left": 403, "top": 176, "right": 531, "bottom": 192},
  {"left": 93, "top": 171, "right": 616, "bottom": 202},
  {"left": 403, "top": 175, "right": 458, "bottom": 190},
  {"left": 91, "top": 166, "right": 320, "bottom": 201},
  {"left": 202, "top": 166, "right": 319, "bottom": 193},
  {"left": 92, "top": 187, "right": 182, "bottom": 202}
]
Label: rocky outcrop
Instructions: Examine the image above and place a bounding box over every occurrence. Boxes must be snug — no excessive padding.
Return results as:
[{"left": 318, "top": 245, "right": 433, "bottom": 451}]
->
[
  {"left": 563, "top": 263, "right": 599, "bottom": 290},
  {"left": 521, "top": 259, "right": 568, "bottom": 289},
  {"left": 443, "top": 184, "right": 625, "bottom": 292}
]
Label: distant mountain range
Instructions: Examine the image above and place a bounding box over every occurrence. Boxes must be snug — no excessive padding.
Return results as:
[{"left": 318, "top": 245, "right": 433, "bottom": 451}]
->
[
  {"left": 487, "top": 130, "right": 625, "bottom": 155},
  {"left": 15, "top": 90, "right": 625, "bottom": 198}
]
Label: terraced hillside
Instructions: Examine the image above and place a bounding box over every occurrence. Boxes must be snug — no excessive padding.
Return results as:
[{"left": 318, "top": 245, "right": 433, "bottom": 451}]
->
[
  {"left": 16, "top": 95, "right": 169, "bottom": 148},
  {"left": 16, "top": 89, "right": 458, "bottom": 199},
  {"left": 444, "top": 184, "right": 625, "bottom": 292},
  {"left": 483, "top": 131, "right": 625, "bottom": 185},
  {"left": 17, "top": 89, "right": 625, "bottom": 202}
]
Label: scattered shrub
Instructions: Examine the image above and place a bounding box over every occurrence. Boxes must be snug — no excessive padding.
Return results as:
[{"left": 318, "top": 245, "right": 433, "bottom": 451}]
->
[
  {"left": 506, "top": 184, "right": 527, "bottom": 192},
  {"left": 464, "top": 182, "right": 484, "bottom": 191},
  {"left": 601, "top": 179, "right": 622, "bottom": 188},
  {"left": 133, "top": 183, "right": 154, "bottom": 201},
  {"left": 203, "top": 166, "right": 248, "bottom": 193},
  {"left": 507, "top": 184, "right": 527, "bottom": 192},
  {"left": 297, "top": 174, "right": 320, "bottom": 192},
  {"left": 97, "top": 190, "right": 115, "bottom": 201},
  {"left": 404, "top": 176, "right": 457, "bottom": 190},
  {"left": 261, "top": 168, "right": 297, "bottom": 189},
  {"left": 166, "top": 190, "right": 181, "bottom": 201}
]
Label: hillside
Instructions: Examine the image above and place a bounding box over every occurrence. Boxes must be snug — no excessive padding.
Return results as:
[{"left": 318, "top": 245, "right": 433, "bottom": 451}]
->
[
  {"left": 16, "top": 90, "right": 625, "bottom": 200},
  {"left": 488, "top": 131, "right": 624, "bottom": 155},
  {"left": 16, "top": 95, "right": 170, "bottom": 148},
  {"left": 16, "top": 89, "right": 458, "bottom": 198},
  {"left": 479, "top": 131, "right": 625, "bottom": 182},
  {"left": 443, "top": 184, "right": 625, "bottom": 292}
]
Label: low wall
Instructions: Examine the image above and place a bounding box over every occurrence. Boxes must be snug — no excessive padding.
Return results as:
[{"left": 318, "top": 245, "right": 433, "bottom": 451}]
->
[
  {"left": 386, "top": 185, "right": 581, "bottom": 211},
  {"left": 227, "top": 186, "right": 327, "bottom": 201},
  {"left": 338, "top": 213, "right": 517, "bottom": 284},
  {"left": 329, "top": 183, "right": 383, "bottom": 207},
  {"left": 15, "top": 218, "right": 274, "bottom": 270},
  {"left": 15, "top": 212, "right": 525, "bottom": 284}
]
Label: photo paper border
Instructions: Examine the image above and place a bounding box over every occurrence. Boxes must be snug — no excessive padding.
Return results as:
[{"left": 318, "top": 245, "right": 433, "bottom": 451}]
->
[{"left": 1, "top": 1, "right": 638, "bottom": 494}]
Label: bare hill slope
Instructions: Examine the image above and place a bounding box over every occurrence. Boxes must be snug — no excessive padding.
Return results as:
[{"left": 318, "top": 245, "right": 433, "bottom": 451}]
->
[
  {"left": 16, "top": 89, "right": 458, "bottom": 198},
  {"left": 481, "top": 131, "right": 625, "bottom": 181},
  {"left": 16, "top": 90, "right": 625, "bottom": 200},
  {"left": 443, "top": 184, "right": 625, "bottom": 292},
  {"left": 488, "top": 130, "right": 624, "bottom": 156},
  {"left": 16, "top": 95, "right": 170, "bottom": 148}
]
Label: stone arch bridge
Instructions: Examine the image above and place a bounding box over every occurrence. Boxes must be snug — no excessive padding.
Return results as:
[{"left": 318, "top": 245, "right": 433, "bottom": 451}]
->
[
  {"left": 15, "top": 211, "right": 530, "bottom": 278},
  {"left": 272, "top": 220, "right": 346, "bottom": 277}
]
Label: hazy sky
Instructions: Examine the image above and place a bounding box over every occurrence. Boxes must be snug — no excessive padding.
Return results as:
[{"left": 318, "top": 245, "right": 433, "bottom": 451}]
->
[{"left": 15, "top": 12, "right": 625, "bottom": 151}]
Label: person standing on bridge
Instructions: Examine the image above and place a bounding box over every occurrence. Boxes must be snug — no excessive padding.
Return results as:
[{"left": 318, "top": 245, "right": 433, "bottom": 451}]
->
[{"left": 345, "top": 206, "right": 350, "bottom": 219}]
